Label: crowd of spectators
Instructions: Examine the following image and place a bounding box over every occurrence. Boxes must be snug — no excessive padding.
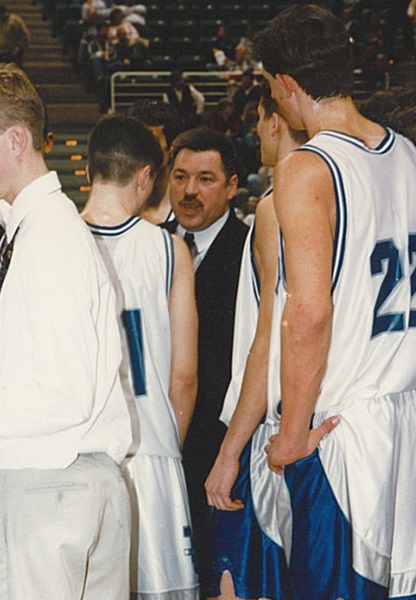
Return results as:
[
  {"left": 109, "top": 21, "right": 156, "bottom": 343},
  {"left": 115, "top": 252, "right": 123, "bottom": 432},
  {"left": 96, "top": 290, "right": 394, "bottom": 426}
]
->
[{"left": 31, "top": 0, "right": 416, "bottom": 206}]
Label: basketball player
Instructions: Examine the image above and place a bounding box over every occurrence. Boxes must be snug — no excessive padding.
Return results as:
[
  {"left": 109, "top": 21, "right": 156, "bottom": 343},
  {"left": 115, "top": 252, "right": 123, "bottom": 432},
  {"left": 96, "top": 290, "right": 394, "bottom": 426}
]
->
[
  {"left": 82, "top": 115, "right": 199, "bottom": 600},
  {"left": 204, "top": 80, "right": 306, "bottom": 600},
  {"left": 252, "top": 5, "right": 416, "bottom": 599}
]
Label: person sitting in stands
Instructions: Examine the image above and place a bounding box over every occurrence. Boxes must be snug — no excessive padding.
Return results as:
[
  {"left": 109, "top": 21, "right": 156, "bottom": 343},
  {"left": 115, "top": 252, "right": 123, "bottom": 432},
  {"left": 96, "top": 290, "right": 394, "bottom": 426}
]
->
[
  {"left": 162, "top": 70, "right": 205, "bottom": 128},
  {"left": 0, "top": 4, "right": 30, "bottom": 68}
]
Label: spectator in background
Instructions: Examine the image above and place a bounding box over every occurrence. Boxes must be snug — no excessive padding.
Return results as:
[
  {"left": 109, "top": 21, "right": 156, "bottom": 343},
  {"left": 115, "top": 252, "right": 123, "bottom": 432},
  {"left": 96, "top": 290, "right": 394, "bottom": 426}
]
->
[
  {"left": 77, "top": 9, "right": 107, "bottom": 77},
  {"left": 208, "top": 98, "right": 241, "bottom": 138},
  {"left": 236, "top": 23, "right": 256, "bottom": 64},
  {"left": 81, "top": 0, "right": 106, "bottom": 20},
  {"left": 117, "top": 19, "right": 151, "bottom": 65},
  {"left": 89, "top": 13, "right": 151, "bottom": 112},
  {"left": 384, "top": 0, "right": 415, "bottom": 60},
  {"left": 210, "top": 23, "right": 236, "bottom": 69},
  {"left": 232, "top": 43, "right": 258, "bottom": 72},
  {"left": 232, "top": 68, "right": 261, "bottom": 119},
  {"left": 117, "top": 1, "right": 147, "bottom": 28},
  {"left": 163, "top": 70, "right": 205, "bottom": 128},
  {"left": 0, "top": 4, "right": 30, "bottom": 68}
]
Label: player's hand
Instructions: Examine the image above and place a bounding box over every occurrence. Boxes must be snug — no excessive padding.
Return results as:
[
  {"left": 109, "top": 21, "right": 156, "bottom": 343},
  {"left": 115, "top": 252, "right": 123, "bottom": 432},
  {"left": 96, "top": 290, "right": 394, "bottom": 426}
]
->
[
  {"left": 265, "top": 416, "right": 340, "bottom": 475},
  {"left": 205, "top": 454, "right": 244, "bottom": 512}
]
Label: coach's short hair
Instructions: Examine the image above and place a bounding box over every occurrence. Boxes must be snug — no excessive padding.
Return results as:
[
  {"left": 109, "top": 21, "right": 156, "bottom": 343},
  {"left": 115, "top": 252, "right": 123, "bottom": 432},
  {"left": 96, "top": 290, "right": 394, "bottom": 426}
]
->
[
  {"left": 254, "top": 4, "right": 354, "bottom": 100},
  {"left": 169, "top": 126, "right": 238, "bottom": 181},
  {"left": 88, "top": 115, "right": 163, "bottom": 185},
  {"left": 0, "top": 62, "right": 45, "bottom": 151}
]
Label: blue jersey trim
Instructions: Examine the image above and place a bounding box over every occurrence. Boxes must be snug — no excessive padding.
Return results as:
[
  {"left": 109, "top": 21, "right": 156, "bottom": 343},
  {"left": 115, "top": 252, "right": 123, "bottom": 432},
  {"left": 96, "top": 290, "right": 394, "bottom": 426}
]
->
[
  {"left": 161, "top": 228, "right": 174, "bottom": 298},
  {"left": 279, "top": 225, "right": 286, "bottom": 290},
  {"left": 249, "top": 225, "right": 260, "bottom": 306},
  {"left": 87, "top": 215, "right": 141, "bottom": 237},
  {"left": 315, "top": 127, "right": 395, "bottom": 155},
  {"left": 295, "top": 145, "right": 348, "bottom": 294}
]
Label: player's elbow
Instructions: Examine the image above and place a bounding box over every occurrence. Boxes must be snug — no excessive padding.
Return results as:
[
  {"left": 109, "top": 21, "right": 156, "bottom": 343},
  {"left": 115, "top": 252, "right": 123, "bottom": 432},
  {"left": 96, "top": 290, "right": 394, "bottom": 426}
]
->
[
  {"left": 284, "top": 299, "right": 333, "bottom": 341},
  {"left": 171, "top": 370, "right": 198, "bottom": 403}
]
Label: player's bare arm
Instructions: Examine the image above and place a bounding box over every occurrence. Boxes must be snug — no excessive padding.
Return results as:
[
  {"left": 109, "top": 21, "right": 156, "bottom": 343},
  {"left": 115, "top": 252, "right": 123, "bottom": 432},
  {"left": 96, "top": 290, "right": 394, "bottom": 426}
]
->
[
  {"left": 169, "top": 234, "right": 198, "bottom": 449},
  {"left": 205, "top": 195, "right": 278, "bottom": 511},
  {"left": 265, "top": 151, "right": 340, "bottom": 474}
]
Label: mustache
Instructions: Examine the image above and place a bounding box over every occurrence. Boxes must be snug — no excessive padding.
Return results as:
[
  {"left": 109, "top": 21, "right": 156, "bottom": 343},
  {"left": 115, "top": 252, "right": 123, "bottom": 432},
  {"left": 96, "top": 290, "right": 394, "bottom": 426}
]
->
[{"left": 180, "top": 195, "right": 202, "bottom": 205}]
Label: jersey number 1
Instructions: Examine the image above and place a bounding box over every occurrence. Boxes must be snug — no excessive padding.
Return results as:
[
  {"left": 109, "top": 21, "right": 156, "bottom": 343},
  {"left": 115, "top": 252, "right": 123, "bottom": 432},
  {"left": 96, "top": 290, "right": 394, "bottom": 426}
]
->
[{"left": 122, "top": 309, "right": 147, "bottom": 395}]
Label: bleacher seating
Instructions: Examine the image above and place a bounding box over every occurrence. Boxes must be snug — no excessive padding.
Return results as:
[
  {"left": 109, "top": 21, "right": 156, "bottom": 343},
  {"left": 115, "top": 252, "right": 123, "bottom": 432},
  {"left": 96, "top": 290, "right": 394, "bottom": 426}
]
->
[
  {"left": 109, "top": 69, "right": 256, "bottom": 113},
  {"left": 45, "top": 130, "right": 90, "bottom": 210}
]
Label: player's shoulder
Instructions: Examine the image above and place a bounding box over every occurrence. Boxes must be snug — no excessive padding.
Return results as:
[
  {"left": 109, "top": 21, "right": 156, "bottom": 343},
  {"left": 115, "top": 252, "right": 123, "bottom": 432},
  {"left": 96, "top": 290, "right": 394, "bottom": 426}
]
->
[{"left": 255, "top": 192, "right": 275, "bottom": 222}]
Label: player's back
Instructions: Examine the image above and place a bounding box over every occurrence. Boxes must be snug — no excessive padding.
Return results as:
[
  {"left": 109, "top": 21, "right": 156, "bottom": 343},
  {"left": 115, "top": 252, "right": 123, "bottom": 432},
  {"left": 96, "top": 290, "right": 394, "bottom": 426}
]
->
[
  {"left": 296, "top": 128, "right": 416, "bottom": 412},
  {"left": 88, "top": 216, "right": 180, "bottom": 457}
]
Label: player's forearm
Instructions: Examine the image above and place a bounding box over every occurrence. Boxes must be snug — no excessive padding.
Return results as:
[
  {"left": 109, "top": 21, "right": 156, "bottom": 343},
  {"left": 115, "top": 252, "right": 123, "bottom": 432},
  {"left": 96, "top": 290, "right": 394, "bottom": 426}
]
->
[
  {"left": 278, "top": 299, "right": 332, "bottom": 458},
  {"left": 169, "top": 375, "right": 197, "bottom": 447},
  {"left": 220, "top": 343, "right": 269, "bottom": 461}
]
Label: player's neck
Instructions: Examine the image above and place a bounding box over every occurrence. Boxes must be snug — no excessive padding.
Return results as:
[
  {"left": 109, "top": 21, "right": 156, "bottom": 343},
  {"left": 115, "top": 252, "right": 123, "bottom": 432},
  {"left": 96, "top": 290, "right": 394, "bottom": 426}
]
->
[
  {"left": 140, "top": 190, "right": 171, "bottom": 225},
  {"left": 82, "top": 182, "right": 142, "bottom": 226},
  {"left": 304, "top": 95, "right": 386, "bottom": 148}
]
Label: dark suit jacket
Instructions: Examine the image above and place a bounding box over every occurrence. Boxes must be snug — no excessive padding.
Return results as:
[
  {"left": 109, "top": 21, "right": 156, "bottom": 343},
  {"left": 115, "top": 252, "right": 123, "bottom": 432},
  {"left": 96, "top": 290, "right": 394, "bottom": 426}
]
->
[{"left": 165, "top": 208, "right": 249, "bottom": 443}]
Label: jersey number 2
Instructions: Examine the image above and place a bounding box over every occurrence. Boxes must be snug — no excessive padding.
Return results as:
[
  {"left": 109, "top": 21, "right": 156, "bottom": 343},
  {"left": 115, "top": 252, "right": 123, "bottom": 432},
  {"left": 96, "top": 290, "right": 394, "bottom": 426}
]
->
[{"left": 370, "top": 235, "right": 416, "bottom": 337}]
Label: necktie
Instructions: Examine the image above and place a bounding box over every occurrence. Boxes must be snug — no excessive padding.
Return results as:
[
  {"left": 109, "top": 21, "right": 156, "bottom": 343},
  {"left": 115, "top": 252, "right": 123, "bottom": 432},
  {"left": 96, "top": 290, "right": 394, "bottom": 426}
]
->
[
  {"left": 184, "top": 231, "right": 198, "bottom": 259},
  {"left": 0, "top": 232, "right": 16, "bottom": 293}
]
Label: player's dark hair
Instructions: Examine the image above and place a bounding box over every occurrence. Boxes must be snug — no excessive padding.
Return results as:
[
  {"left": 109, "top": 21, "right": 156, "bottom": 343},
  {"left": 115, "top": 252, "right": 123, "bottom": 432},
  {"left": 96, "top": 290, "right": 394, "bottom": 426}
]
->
[
  {"left": 254, "top": 4, "right": 354, "bottom": 100},
  {"left": 259, "top": 79, "right": 307, "bottom": 145},
  {"left": 88, "top": 115, "right": 163, "bottom": 184},
  {"left": 129, "top": 99, "right": 184, "bottom": 147}
]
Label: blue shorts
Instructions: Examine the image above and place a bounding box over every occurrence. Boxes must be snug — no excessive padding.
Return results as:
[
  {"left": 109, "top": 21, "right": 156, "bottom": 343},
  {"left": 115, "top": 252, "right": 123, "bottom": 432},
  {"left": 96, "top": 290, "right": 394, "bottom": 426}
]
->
[
  {"left": 207, "top": 440, "right": 292, "bottom": 600},
  {"left": 251, "top": 392, "right": 416, "bottom": 600}
]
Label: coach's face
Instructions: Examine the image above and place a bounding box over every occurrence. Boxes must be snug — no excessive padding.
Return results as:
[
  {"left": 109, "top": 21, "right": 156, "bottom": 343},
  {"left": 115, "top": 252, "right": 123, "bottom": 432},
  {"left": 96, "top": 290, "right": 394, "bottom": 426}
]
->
[{"left": 170, "top": 148, "right": 238, "bottom": 232}]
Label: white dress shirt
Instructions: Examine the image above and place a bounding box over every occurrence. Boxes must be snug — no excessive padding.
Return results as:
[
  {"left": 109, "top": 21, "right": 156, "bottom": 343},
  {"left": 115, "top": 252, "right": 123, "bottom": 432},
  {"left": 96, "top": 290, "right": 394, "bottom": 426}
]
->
[
  {"left": 177, "top": 209, "right": 229, "bottom": 271},
  {"left": 0, "top": 172, "right": 132, "bottom": 469}
]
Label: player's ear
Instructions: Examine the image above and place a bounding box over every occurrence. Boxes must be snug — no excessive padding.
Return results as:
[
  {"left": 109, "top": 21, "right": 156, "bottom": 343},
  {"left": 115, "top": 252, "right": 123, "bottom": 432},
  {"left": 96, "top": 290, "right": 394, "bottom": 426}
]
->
[
  {"left": 137, "top": 164, "right": 153, "bottom": 191},
  {"left": 8, "top": 124, "right": 29, "bottom": 157},
  {"left": 271, "top": 112, "right": 280, "bottom": 137},
  {"left": 276, "top": 73, "right": 297, "bottom": 97}
]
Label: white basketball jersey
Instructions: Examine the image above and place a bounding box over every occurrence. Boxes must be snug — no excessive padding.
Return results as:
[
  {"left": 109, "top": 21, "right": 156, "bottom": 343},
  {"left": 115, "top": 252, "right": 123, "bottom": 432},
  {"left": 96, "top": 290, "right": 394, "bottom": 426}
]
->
[
  {"left": 88, "top": 217, "right": 180, "bottom": 458},
  {"left": 267, "top": 128, "right": 416, "bottom": 422}
]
